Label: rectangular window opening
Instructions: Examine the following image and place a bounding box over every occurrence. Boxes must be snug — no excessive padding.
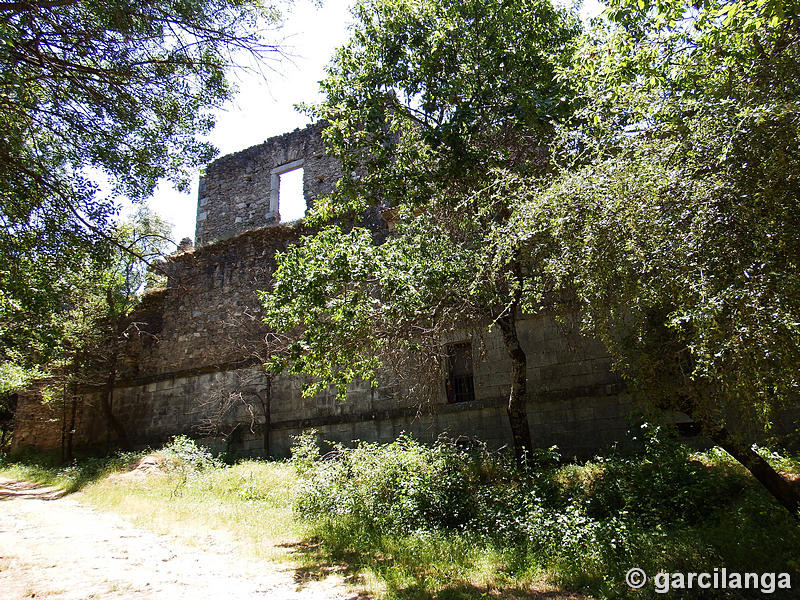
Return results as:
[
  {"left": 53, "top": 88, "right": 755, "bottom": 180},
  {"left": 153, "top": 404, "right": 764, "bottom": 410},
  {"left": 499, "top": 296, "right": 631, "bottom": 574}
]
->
[
  {"left": 446, "top": 341, "right": 475, "bottom": 403},
  {"left": 278, "top": 166, "right": 306, "bottom": 223}
]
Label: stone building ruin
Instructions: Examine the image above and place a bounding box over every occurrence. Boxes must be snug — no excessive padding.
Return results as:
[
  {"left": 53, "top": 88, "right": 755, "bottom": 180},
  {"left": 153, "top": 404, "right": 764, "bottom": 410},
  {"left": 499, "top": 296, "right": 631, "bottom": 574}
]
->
[{"left": 12, "top": 123, "right": 640, "bottom": 457}]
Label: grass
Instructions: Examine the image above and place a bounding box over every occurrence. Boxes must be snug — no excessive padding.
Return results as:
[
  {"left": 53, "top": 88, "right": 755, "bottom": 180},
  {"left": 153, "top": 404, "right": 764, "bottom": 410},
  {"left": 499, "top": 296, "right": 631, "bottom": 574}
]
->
[
  {"left": 0, "top": 449, "right": 136, "bottom": 493},
  {"left": 81, "top": 459, "right": 302, "bottom": 561},
  {"left": 290, "top": 431, "right": 800, "bottom": 599},
  {"left": 2, "top": 433, "right": 799, "bottom": 600},
  {"left": 0, "top": 440, "right": 305, "bottom": 564}
]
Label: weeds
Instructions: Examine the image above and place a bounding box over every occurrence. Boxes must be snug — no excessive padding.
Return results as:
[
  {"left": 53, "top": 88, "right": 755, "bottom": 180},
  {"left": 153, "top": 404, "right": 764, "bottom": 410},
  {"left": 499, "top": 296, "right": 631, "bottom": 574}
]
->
[
  {"left": 0, "top": 448, "right": 144, "bottom": 493},
  {"left": 291, "top": 428, "right": 800, "bottom": 599},
  {"left": 2, "top": 432, "right": 797, "bottom": 599},
  {"left": 160, "top": 434, "right": 223, "bottom": 472}
]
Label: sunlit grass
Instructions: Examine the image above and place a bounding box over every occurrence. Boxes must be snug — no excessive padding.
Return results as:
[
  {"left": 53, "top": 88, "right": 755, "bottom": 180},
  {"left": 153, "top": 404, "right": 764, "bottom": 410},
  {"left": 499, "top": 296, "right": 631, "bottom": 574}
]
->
[
  {"left": 0, "top": 449, "right": 304, "bottom": 564},
  {"left": 79, "top": 460, "right": 303, "bottom": 562},
  {"left": 291, "top": 434, "right": 800, "bottom": 599},
  {"left": 0, "top": 450, "right": 139, "bottom": 493}
]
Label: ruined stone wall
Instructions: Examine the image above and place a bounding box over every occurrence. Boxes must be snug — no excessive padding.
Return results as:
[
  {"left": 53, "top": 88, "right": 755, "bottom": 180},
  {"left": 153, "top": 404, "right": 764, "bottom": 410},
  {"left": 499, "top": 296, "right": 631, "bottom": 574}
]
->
[
  {"left": 195, "top": 123, "right": 340, "bottom": 246},
  {"left": 13, "top": 122, "right": 639, "bottom": 458},
  {"left": 124, "top": 227, "right": 299, "bottom": 378},
  {"left": 261, "top": 313, "right": 634, "bottom": 458},
  {"left": 89, "top": 312, "right": 633, "bottom": 458},
  {"left": 11, "top": 384, "right": 107, "bottom": 453}
]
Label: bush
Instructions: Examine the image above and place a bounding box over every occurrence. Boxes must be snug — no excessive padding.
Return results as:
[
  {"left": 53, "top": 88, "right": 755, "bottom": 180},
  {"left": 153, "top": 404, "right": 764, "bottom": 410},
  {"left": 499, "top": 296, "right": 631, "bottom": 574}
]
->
[
  {"left": 291, "top": 428, "right": 800, "bottom": 598},
  {"left": 295, "top": 435, "right": 482, "bottom": 535},
  {"left": 159, "top": 435, "right": 222, "bottom": 472},
  {"left": 290, "top": 429, "right": 322, "bottom": 476}
]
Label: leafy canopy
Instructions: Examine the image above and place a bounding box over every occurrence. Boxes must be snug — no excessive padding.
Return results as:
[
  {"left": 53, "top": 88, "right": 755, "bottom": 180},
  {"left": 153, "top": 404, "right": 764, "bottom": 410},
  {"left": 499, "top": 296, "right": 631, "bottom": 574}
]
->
[
  {"left": 263, "top": 0, "right": 581, "bottom": 398},
  {"left": 46, "top": 207, "right": 173, "bottom": 387},
  {"left": 511, "top": 0, "right": 800, "bottom": 427},
  {"left": 0, "top": 0, "right": 281, "bottom": 382}
]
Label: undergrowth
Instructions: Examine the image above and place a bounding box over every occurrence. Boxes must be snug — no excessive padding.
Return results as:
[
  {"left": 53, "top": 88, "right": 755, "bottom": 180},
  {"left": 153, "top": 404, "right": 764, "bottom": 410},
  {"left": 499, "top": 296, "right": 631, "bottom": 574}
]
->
[
  {"left": 2, "top": 431, "right": 798, "bottom": 599},
  {"left": 0, "top": 447, "right": 144, "bottom": 493},
  {"left": 0, "top": 435, "right": 221, "bottom": 493},
  {"left": 291, "top": 427, "right": 800, "bottom": 599}
]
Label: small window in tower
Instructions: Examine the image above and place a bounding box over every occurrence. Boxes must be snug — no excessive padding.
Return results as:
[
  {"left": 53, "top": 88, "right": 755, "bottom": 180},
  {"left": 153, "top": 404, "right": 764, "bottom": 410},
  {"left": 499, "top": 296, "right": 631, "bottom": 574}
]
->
[
  {"left": 446, "top": 341, "right": 475, "bottom": 403},
  {"left": 278, "top": 166, "right": 305, "bottom": 223}
]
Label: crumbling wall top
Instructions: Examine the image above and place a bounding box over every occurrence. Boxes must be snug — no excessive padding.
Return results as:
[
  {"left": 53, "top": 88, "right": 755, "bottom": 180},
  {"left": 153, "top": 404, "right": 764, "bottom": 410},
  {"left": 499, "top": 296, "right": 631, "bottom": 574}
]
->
[{"left": 194, "top": 122, "right": 340, "bottom": 246}]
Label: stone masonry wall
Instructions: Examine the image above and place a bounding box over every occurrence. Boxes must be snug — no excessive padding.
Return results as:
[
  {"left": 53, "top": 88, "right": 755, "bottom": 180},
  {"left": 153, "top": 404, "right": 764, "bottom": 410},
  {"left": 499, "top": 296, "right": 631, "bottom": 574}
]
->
[
  {"left": 92, "top": 312, "right": 634, "bottom": 459},
  {"left": 11, "top": 385, "right": 107, "bottom": 453},
  {"left": 125, "top": 226, "right": 300, "bottom": 378},
  {"left": 195, "top": 122, "right": 340, "bottom": 246},
  {"left": 13, "top": 123, "right": 640, "bottom": 458}
]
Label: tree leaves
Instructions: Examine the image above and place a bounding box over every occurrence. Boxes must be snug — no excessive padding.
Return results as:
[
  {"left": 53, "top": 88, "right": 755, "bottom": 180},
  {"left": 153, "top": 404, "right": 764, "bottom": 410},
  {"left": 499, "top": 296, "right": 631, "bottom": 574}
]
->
[
  {"left": 0, "top": 0, "right": 282, "bottom": 381},
  {"left": 263, "top": 0, "right": 581, "bottom": 401},
  {"left": 513, "top": 0, "right": 800, "bottom": 427}
]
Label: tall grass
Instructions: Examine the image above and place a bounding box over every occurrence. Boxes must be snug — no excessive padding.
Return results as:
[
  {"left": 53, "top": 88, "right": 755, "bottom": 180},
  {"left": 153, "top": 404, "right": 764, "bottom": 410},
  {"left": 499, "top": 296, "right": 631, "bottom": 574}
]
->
[
  {"left": 3, "top": 432, "right": 798, "bottom": 599},
  {"left": 0, "top": 448, "right": 143, "bottom": 493}
]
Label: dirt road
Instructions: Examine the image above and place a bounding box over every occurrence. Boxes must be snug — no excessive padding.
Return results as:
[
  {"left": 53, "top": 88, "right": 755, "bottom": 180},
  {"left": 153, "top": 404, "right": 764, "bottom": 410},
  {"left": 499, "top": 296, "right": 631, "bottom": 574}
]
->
[{"left": 0, "top": 478, "right": 362, "bottom": 600}]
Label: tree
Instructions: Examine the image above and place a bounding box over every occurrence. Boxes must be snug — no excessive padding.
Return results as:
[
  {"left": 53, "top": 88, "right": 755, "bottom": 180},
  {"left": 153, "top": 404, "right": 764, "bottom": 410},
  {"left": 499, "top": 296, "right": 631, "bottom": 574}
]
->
[
  {"left": 197, "top": 301, "right": 289, "bottom": 455},
  {"left": 511, "top": 0, "right": 800, "bottom": 512},
  {"left": 0, "top": 0, "right": 282, "bottom": 390},
  {"left": 261, "top": 0, "right": 581, "bottom": 461},
  {"left": 47, "top": 207, "right": 172, "bottom": 455},
  {"left": 0, "top": 362, "right": 33, "bottom": 449}
]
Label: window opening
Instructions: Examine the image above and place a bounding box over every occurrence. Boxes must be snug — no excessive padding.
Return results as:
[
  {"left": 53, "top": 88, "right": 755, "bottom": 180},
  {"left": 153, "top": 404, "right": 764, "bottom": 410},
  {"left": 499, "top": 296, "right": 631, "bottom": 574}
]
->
[
  {"left": 278, "top": 166, "right": 305, "bottom": 223},
  {"left": 676, "top": 421, "right": 701, "bottom": 437},
  {"left": 446, "top": 341, "right": 475, "bottom": 403}
]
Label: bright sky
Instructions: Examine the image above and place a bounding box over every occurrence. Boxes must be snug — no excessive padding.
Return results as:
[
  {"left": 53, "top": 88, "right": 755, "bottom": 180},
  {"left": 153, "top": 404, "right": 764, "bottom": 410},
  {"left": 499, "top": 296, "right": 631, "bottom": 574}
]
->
[
  {"left": 143, "top": 0, "right": 603, "bottom": 244},
  {"left": 143, "top": 0, "right": 356, "bottom": 243}
]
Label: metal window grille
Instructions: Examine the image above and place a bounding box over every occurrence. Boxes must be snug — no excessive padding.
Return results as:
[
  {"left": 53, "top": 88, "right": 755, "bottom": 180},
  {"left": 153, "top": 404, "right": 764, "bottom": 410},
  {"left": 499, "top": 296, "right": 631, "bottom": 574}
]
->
[{"left": 446, "top": 341, "right": 475, "bottom": 403}]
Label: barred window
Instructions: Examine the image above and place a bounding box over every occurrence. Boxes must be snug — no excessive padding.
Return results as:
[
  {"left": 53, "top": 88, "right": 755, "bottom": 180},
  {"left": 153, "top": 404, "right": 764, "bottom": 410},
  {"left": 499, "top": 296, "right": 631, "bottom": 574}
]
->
[{"left": 446, "top": 341, "right": 475, "bottom": 403}]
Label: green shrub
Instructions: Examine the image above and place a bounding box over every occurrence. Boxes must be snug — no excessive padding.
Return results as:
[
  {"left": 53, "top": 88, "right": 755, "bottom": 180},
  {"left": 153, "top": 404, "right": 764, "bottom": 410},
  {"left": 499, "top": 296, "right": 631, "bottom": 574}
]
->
[
  {"left": 291, "top": 428, "right": 800, "bottom": 598},
  {"left": 160, "top": 435, "right": 222, "bottom": 472},
  {"left": 289, "top": 429, "right": 322, "bottom": 476}
]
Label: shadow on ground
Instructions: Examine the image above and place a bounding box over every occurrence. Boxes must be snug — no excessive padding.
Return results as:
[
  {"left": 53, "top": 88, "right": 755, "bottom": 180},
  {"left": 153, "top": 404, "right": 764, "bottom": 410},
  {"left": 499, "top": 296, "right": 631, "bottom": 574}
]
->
[
  {"left": 282, "top": 540, "right": 590, "bottom": 600},
  {"left": 0, "top": 449, "right": 150, "bottom": 495},
  {"left": 0, "top": 477, "right": 65, "bottom": 500}
]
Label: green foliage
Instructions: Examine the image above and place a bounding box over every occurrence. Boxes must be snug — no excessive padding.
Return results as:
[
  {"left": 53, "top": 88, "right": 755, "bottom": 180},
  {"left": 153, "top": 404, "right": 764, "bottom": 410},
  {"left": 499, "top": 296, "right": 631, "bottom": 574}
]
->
[
  {"left": 289, "top": 429, "right": 322, "bottom": 475},
  {"left": 0, "top": 360, "right": 42, "bottom": 396},
  {"left": 160, "top": 435, "right": 223, "bottom": 472},
  {"left": 308, "top": 0, "right": 580, "bottom": 219},
  {"left": 263, "top": 0, "right": 582, "bottom": 406},
  {"left": 261, "top": 222, "right": 481, "bottom": 398},
  {"left": 504, "top": 0, "right": 800, "bottom": 433},
  {"left": 294, "top": 435, "right": 488, "bottom": 535},
  {"left": 293, "top": 432, "right": 800, "bottom": 598},
  {"left": 0, "top": 448, "right": 145, "bottom": 493},
  {"left": 0, "top": 208, "right": 172, "bottom": 452},
  {"left": 0, "top": 0, "right": 282, "bottom": 380}
]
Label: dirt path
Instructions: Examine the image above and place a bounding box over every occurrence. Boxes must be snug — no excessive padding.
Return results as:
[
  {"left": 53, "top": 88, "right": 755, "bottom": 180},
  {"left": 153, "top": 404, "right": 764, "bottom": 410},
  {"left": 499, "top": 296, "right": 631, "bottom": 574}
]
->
[{"left": 0, "top": 478, "right": 363, "bottom": 600}]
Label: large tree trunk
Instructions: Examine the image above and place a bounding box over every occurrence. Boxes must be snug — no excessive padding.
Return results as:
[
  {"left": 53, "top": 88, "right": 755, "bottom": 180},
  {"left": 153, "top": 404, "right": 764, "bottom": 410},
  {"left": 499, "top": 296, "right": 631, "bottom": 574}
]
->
[
  {"left": 497, "top": 309, "right": 533, "bottom": 464},
  {"left": 60, "top": 385, "right": 69, "bottom": 463},
  {"left": 708, "top": 425, "right": 799, "bottom": 516},
  {"left": 676, "top": 393, "right": 800, "bottom": 517}
]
